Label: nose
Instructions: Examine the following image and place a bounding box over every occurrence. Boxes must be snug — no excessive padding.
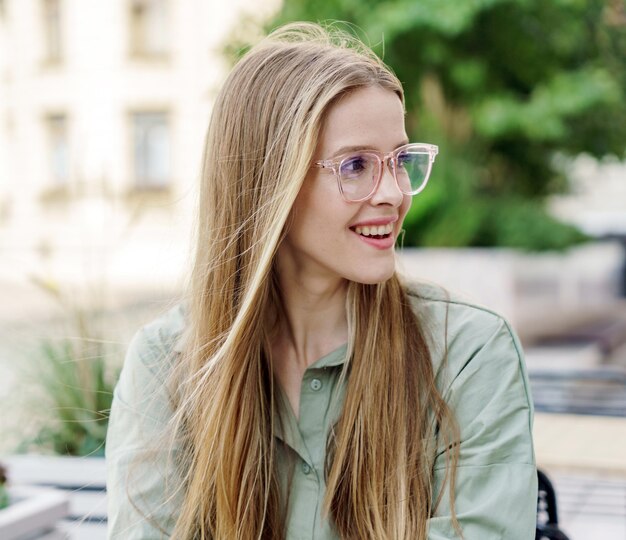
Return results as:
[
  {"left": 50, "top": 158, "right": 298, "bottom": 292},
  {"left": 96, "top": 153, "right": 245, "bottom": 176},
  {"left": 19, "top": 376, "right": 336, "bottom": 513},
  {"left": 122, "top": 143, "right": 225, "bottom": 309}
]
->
[{"left": 368, "top": 159, "right": 404, "bottom": 207}]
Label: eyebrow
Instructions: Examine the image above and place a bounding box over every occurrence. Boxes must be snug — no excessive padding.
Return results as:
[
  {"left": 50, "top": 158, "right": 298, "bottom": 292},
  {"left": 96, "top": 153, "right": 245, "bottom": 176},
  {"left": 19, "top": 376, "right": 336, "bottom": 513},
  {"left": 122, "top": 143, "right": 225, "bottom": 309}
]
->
[{"left": 329, "top": 140, "right": 410, "bottom": 158}]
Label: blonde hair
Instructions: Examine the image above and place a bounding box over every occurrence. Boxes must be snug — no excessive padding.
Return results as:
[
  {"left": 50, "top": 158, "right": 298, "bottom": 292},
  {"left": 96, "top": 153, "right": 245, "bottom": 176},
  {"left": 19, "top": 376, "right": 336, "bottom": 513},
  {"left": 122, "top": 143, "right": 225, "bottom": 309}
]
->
[{"left": 166, "top": 22, "right": 460, "bottom": 539}]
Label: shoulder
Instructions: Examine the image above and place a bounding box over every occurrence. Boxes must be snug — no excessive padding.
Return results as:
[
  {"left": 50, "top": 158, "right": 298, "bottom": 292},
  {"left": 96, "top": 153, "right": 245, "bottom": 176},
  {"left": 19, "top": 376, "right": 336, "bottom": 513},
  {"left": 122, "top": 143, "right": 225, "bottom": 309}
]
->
[
  {"left": 404, "top": 281, "right": 529, "bottom": 399},
  {"left": 113, "top": 303, "right": 187, "bottom": 416},
  {"left": 125, "top": 303, "right": 187, "bottom": 384},
  {"left": 106, "top": 306, "right": 186, "bottom": 537},
  {"left": 132, "top": 302, "right": 187, "bottom": 354},
  {"left": 405, "top": 280, "right": 520, "bottom": 346},
  {"left": 109, "top": 303, "right": 187, "bottom": 430},
  {"left": 404, "top": 282, "right": 535, "bottom": 466}
]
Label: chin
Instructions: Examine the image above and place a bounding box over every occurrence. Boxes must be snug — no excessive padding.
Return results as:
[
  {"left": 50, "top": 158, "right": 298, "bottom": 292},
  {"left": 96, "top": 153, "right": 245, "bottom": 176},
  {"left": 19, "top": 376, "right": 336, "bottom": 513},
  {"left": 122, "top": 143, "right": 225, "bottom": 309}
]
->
[{"left": 350, "top": 266, "right": 396, "bottom": 285}]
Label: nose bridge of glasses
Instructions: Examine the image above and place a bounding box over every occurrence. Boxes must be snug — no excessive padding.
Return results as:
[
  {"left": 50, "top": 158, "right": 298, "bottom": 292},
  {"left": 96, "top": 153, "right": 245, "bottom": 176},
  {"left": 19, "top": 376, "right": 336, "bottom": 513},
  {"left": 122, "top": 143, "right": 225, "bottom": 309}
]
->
[
  {"left": 374, "top": 152, "right": 402, "bottom": 198},
  {"left": 370, "top": 150, "right": 393, "bottom": 178}
]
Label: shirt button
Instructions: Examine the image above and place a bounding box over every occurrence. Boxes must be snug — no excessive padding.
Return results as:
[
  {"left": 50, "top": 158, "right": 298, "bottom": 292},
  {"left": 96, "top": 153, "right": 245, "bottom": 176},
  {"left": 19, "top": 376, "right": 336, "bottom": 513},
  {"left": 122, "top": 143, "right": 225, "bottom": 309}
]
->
[
  {"left": 310, "top": 378, "right": 322, "bottom": 391},
  {"left": 302, "top": 463, "right": 311, "bottom": 475}
]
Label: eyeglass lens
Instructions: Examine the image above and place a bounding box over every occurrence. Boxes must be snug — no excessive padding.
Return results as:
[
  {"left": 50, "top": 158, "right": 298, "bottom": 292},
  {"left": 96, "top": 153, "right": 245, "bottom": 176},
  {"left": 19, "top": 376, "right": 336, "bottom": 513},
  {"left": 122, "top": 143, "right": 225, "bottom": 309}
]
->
[{"left": 338, "top": 149, "right": 431, "bottom": 201}]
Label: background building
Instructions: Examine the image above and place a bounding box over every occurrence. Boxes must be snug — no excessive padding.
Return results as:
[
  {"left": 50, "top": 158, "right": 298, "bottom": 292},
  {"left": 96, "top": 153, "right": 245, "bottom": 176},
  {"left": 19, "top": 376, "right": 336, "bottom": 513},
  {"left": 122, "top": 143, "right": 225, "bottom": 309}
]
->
[{"left": 0, "top": 0, "right": 278, "bottom": 317}]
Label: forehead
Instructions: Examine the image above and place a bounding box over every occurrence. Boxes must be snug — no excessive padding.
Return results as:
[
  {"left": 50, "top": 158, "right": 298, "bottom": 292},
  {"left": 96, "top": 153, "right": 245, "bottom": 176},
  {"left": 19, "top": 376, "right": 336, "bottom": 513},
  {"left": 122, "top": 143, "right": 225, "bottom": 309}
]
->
[{"left": 317, "top": 86, "right": 406, "bottom": 157}]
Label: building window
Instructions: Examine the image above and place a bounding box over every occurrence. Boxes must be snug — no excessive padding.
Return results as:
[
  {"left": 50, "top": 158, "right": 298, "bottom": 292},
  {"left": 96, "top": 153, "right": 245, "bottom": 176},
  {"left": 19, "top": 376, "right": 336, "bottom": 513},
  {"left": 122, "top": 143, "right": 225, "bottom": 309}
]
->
[
  {"left": 129, "top": 0, "right": 169, "bottom": 58},
  {"left": 42, "top": 0, "right": 63, "bottom": 63},
  {"left": 132, "top": 111, "right": 171, "bottom": 190},
  {"left": 46, "top": 114, "right": 69, "bottom": 188}
]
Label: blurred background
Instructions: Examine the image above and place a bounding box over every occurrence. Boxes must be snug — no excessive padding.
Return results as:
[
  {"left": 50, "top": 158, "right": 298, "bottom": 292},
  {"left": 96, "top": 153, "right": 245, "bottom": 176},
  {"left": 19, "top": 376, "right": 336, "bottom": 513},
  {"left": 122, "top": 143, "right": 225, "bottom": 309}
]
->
[{"left": 0, "top": 0, "right": 624, "bottom": 539}]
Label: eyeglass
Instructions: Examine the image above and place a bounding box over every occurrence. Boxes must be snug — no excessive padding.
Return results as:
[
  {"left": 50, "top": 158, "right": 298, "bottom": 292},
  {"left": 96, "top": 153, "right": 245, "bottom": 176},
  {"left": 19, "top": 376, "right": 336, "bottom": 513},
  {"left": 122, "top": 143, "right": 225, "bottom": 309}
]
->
[{"left": 313, "top": 143, "right": 438, "bottom": 203}]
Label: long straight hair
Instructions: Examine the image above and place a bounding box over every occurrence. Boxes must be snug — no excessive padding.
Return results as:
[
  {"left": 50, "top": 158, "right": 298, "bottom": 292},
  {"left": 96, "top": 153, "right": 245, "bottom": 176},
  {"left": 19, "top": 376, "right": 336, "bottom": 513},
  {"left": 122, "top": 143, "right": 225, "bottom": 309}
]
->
[{"left": 168, "top": 22, "right": 460, "bottom": 539}]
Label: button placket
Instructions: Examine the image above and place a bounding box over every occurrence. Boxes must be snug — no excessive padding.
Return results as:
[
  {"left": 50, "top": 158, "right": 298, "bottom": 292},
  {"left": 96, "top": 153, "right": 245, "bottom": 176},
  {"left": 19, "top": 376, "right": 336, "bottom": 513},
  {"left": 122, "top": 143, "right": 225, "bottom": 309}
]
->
[{"left": 299, "top": 370, "right": 329, "bottom": 487}]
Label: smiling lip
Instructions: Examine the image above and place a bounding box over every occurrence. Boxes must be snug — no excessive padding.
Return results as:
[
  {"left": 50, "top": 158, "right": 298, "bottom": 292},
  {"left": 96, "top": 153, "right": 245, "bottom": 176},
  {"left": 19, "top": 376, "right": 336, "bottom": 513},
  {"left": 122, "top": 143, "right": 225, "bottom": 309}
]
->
[
  {"left": 350, "top": 216, "right": 398, "bottom": 228},
  {"left": 352, "top": 229, "right": 396, "bottom": 249},
  {"left": 349, "top": 216, "right": 398, "bottom": 250}
]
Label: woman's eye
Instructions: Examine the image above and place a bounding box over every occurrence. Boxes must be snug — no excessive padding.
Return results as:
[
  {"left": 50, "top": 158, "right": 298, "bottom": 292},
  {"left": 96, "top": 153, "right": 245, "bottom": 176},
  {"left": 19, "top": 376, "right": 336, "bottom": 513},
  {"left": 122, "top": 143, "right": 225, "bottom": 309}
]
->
[
  {"left": 340, "top": 156, "right": 368, "bottom": 178},
  {"left": 397, "top": 152, "right": 412, "bottom": 168}
]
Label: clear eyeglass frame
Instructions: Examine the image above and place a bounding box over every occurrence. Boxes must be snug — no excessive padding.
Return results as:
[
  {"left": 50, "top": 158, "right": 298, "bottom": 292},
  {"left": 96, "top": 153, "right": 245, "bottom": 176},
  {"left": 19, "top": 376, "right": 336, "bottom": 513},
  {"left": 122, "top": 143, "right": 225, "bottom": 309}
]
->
[{"left": 312, "top": 142, "right": 439, "bottom": 203}]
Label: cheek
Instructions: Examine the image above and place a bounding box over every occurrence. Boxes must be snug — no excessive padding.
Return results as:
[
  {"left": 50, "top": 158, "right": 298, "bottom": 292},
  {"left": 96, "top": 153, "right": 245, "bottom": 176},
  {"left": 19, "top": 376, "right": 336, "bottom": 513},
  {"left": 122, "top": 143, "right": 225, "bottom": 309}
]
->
[
  {"left": 399, "top": 195, "right": 412, "bottom": 225},
  {"left": 299, "top": 185, "right": 351, "bottom": 230},
  {"left": 289, "top": 192, "right": 339, "bottom": 245}
]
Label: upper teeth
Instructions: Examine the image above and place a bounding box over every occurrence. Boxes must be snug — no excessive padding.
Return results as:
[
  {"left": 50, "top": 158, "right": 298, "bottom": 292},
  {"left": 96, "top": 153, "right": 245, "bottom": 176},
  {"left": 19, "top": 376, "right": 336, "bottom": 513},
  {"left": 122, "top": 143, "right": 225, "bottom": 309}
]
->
[{"left": 354, "top": 223, "right": 393, "bottom": 236}]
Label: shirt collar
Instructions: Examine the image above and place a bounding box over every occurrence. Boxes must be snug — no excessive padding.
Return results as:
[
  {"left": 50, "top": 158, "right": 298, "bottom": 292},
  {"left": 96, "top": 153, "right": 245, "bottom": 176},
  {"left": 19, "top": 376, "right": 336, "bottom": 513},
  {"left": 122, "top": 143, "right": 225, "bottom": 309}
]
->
[
  {"left": 272, "top": 342, "right": 348, "bottom": 449},
  {"left": 307, "top": 343, "right": 348, "bottom": 369}
]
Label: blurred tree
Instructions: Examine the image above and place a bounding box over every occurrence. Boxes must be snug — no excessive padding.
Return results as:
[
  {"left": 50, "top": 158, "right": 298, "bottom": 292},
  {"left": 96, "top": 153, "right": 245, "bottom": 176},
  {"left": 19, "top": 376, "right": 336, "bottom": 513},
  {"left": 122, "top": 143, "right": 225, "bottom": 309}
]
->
[{"left": 232, "top": 0, "right": 626, "bottom": 250}]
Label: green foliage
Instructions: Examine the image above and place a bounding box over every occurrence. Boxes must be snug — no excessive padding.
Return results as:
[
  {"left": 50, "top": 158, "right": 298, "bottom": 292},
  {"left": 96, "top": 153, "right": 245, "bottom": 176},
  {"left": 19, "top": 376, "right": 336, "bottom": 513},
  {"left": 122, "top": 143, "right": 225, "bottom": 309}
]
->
[
  {"left": 405, "top": 193, "right": 589, "bottom": 251},
  {"left": 0, "top": 463, "right": 8, "bottom": 510},
  {"left": 249, "top": 0, "right": 626, "bottom": 249},
  {"left": 19, "top": 339, "right": 119, "bottom": 457},
  {"left": 0, "top": 486, "right": 7, "bottom": 511}
]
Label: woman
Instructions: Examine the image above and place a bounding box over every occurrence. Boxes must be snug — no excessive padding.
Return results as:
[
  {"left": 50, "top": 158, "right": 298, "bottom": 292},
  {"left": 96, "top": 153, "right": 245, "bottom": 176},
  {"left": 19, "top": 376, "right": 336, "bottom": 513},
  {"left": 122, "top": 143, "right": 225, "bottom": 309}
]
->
[{"left": 106, "top": 22, "right": 537, "bottom": 539}]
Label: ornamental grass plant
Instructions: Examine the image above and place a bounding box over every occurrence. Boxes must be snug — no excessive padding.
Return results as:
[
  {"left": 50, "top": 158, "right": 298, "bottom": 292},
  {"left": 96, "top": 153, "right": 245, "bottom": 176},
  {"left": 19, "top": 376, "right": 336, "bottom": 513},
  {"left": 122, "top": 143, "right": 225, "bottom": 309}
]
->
[
  {"left": 16, "top": 278, "right": 122, "bottom": 457},
  {"left": 19, "top": 338, "right": 119, "bottom": 457}
]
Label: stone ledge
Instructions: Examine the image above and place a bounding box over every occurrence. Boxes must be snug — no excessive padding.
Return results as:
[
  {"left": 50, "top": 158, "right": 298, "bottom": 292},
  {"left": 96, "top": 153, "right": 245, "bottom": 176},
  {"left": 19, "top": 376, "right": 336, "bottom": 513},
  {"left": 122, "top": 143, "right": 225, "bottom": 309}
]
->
[{"left": 534, "top": 413, "right": 626, "bottom": 477}]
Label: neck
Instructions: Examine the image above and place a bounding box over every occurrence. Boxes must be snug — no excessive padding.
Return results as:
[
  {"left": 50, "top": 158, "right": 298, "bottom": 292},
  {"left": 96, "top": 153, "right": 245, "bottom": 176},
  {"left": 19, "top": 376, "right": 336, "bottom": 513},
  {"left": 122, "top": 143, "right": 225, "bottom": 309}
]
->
[{"left": 274, "top": 270, "right": 349, "bottom": 371}]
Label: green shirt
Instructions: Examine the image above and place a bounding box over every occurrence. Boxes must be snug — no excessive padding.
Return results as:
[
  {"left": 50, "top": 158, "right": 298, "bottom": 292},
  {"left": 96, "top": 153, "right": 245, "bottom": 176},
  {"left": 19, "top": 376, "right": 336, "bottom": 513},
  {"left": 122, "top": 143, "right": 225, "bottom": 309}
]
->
[{"left": 106, "top": 283, "right": 537, "bottom": 539}]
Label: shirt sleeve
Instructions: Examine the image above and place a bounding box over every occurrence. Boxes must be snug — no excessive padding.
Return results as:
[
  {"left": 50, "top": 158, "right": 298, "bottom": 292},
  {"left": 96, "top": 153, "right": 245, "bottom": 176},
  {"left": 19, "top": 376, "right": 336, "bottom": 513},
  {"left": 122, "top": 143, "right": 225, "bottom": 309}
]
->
[
  {"left": 106, "top": 325, "right": 183, "bottom": 539},
  {"left": 427, "top": 314, "right": 537, "bottom": 540}
]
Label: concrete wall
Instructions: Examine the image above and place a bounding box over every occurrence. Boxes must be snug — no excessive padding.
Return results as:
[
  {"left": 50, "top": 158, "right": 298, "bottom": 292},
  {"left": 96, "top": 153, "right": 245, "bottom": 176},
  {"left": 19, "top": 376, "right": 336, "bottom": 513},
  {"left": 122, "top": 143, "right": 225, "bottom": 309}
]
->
[{"left": 398, "top": 242, "right": 625, "bottom": 339}]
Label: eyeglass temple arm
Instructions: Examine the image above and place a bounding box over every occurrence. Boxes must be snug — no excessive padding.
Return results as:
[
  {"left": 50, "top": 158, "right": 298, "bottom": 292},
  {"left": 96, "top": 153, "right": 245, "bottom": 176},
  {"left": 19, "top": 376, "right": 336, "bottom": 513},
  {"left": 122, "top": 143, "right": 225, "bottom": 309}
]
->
[{"left": 313, "top": 161, "right": 334, "bottom": 169}]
